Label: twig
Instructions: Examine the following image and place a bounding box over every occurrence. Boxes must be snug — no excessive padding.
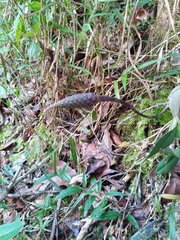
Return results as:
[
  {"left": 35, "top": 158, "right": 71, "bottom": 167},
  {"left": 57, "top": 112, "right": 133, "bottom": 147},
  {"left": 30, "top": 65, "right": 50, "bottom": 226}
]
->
[
  {"left": 3, "top": 190, "right": 59, "bottom": 199},
  {"left": 0, "top": 164, "right": 23, "bottom": 201},
  {"left": 76, "top": 218, "right": 95, "bottom": 240},
  {"left": 50, "top": 199, "right": 62, "bottom": 240}
]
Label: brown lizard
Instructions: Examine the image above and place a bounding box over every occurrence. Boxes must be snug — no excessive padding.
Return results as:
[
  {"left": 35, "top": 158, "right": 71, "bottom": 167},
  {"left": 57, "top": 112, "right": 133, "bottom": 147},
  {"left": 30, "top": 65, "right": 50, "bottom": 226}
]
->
[{"left": 44, "top": 92, "right": 167, "bottom": 118}]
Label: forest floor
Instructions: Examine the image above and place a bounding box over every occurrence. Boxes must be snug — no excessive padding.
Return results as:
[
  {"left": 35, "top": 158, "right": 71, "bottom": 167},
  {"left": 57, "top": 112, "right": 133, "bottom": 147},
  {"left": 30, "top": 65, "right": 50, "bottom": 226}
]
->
[{"left": 1, "top": 0, "right": 180, "bottom": 239}]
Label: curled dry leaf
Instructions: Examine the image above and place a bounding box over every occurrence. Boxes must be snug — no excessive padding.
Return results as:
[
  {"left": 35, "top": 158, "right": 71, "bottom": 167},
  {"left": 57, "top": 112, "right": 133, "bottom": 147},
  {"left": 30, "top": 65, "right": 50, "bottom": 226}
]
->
[
  {"left": 131, "top": 201, "right": 150, "bottom": 226},
  {"left": 161, "top": 177, "right": 180, "bottom": 205},
  {"left": 134, "top": 8, "right": 151, "bottom": 26},
  {"left": 110, "top": 130, "right": 122, "bottom": 146},
  {"left": 79, "top": 127, "right": 116, "bottom": 178},
  {"left": 3, "top": 209, "right": 17, "bottom": 224},
  {"left": 23, "top": 127, "right": 33, "bottom": 142},
  {"left": 15, "top": 199, "right": 25, "bottom": 210},
  {"left": 102, "top": 124, "right": 113, "bottom": 150},
  {"left": 102, "top": 175, "right": 126, "bottom": 190}
]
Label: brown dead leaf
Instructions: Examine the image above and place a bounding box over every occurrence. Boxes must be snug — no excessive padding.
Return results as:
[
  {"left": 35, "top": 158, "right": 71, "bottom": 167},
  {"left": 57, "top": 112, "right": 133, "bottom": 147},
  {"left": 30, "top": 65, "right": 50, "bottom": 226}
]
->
[
  {"left": 15, "top": 199, "right": 25, "bottom": 210},
  {"left": 80, "top": 128, "right": 116, "bottom": 178},
  {"left": 73, "top": 80, "right": 87, "bottom": 90},
  {"left": 23, "top": 127, "right": 33, "bottom": 142},
  {"left": 3, "top": 209, "right": 17, "bottom": 223},
  {"left": 0, "top": 150, "right": 7, "bottom": 166},
  {"left": 102, "top": 124, "right": 113, "bottom": 150},
  {"left": 100, "top": 101, "right": 111, "bottom": 119},
  {"left": 0, "top": 140, "right": 15, "bottom": 151},
  {"left": 101, "top": 168, "right": 118, "bottom": 177},
  {"left": 103, "top": 76, "right": 113, "bottom": 83},
  {"left": 161, "top": 177, "right": 180, "bottom": 205},
  {"left": 17, "top": 183, "right": 45, "bottom": 194},
  {"left": 134, "top": 8, "right": 151, "bottom": 26},
  {"left": 86, "top": 158, "right": 106, "bottom": 175},
  {"left": 118, "top": 197, "right": 128, "bottom": 208},
  {"left": 103, "top": 175, "right": 126, "bottom": 190},
  {"left": 131, "top": 201, "right": 150, "bottom": 224},
  {"left": 110, "top": 130, "right": 122, "bottom": 146},
  {"left": 173, "top": 160, "right": 180, "bottom": 174}
]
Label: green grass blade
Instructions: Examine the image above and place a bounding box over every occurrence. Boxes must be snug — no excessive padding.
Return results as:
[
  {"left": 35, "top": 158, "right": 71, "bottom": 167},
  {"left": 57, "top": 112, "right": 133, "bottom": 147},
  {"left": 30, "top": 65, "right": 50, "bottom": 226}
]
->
[
  {"left": 127, "top": 214, "right": 140, "bottom": 230},
  {"left": 84, "top": 195, "right": 96, "bottom": 217},
  {"left": 70, "top": 137, "right": 78, "bottom": 165},
  {"left": 55, "top": 185, "right": 82, "bottom": 200}
]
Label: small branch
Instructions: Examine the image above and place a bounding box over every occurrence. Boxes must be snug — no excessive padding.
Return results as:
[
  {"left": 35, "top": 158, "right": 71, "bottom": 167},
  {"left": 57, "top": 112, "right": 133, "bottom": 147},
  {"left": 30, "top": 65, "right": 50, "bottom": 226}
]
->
[
  {"left": 49, "top": 199, "right": 62, "bottom": 240},
  {"left": 0, "top": 190, "right": 59, "bottom": 200},
  {"left": 0, "top": 164, "right": 23, "bottom": 201}
]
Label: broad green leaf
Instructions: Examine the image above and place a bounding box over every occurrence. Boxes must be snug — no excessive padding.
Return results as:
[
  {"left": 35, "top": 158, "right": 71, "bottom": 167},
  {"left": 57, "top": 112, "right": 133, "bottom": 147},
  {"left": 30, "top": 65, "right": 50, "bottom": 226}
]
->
[
  {"left": 98, "top": 0, "right": 119, "bottom": 2},
  {"left": 70, "top": 137, "right": 78, "bottom": 165},
  {"left": 84, "top": 195, "right": 96, "bottom": 217},
  {"left": 91, "top": 110, "right": 97, "bottom": 121},
  {"left": 0, "top": 219, "right": 24, "bottom": 240},
  {"left": 90, "top": 177, "right": 102, "bottom": 192},
  {"left": 48, "top": 147, "right": 57, "bottom": 161},
  {"left": 24, "top": 32, "right": 35, "bottom": 37},
  {"left": 48, "top": 147, "right": 57, "bottom": 173},
  {"left": 127, "top": 214, "right": 139, "bottom": 230},
  {"left": 168, "top": 53, "right": 180, "bottom": 57},
  {"left": 66, "top": 192, "right": 86, "bottom": 216},
  {"left": 55, "top": 185, "right": 82, "bottom": 199},
  {"left": 14, "top": 14, "right": 23, "bottom": 45},
  {"left": 175, "top": 123, "right": 180, "bottom": 138},
  {"left": 160, "top": 194, "right": 180, "bottom": 200},
  {"left": 91, "top": 198, "right": 108, "bottom": 219},
  {"left": 137, "top": 56, "right": 169, "bottom": 70},
  {"left": 92, "top": 13, "right": 112, "bottom": 18},
  {"left": 4, "top": 165, "right": 13, "bottom": 177},
  {"left": 82, "top": 23, "right": 91, "bottom": 32},
  {"left": 169, "top": 202, "right": 175, "bottom": 240},
  {"left": 52, "top": 22, "right": 74, "bottom": 34},
  {"left": 58, "top": 163, "right": 71, "bottom": 181},
  {"left": 135, "top": 0, "right": 154, "bottom": 6},
  {"left": 154, "top": 195, "right": 162, "bottom": 214},
  {"left": 147, "top": 127, "right": 177, "bottom": 159},
  {"left": 121, "top": 72, "right": 127, "bottom": 91},
  {"left": 82, "top": 173, "right": 87, "bottom": 188},
  {"left": 146, "top": 69, "right": 180, "bottom": 79},
  {"left": 64, "top": 48, "right": 72, "bottom": 55},
  {"left": 92, "top": 211, "right": 120, "bottom": 220},
  {"left": 164, "top": 147, "right": 180, "bottom": 159},
  {"left": 156, "top": 155, "right": 179, "bottom": 174},
  {"left": 0, "top": 85, "right": 7, "bottom": 98},
  {"left": 68, "top": 65, "right": 91, "bottom": 74},
  {"left": 106, "top": 191, "right": 128, "bottom": 197},
  {"left": 28, "top": 1, "right": 42, "bottom": 11},
  {"left": 81, "top": 125, "right": 90, "bottom": 135},
  {"left": 42, "top": 169, "right": 61, "bottom": 192},
  {"left": 114, "top": 81, "right": 120, "bottom": 99},
  {"left": 32, "top": 22, "right": 40, "bottom": 36},
  {"left": 27, "top": 40, "right": 40, "bottom": 59}
]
